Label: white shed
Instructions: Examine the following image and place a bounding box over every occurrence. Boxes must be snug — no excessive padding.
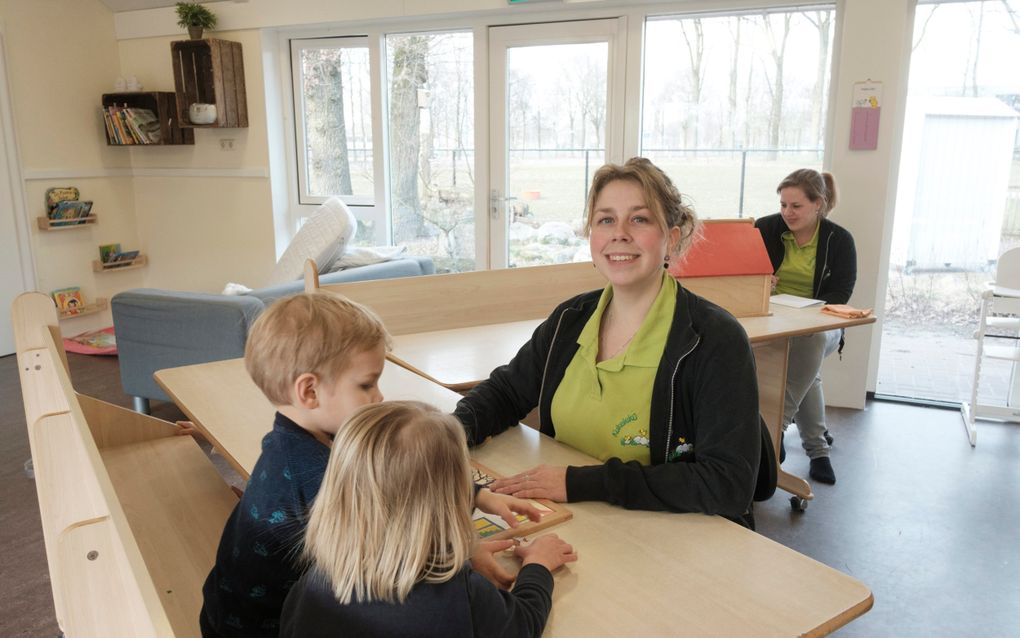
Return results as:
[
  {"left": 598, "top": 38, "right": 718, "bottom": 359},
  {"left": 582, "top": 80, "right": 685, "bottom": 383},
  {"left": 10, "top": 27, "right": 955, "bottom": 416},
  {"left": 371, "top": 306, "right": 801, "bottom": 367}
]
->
[{"left": 891, "top": 96, "right": 1019, "bottom": 272}]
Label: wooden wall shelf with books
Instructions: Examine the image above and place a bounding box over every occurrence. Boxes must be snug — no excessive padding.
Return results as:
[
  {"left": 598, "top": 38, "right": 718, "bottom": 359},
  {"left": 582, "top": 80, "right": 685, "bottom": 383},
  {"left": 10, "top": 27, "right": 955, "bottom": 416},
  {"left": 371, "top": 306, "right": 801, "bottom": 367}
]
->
[
  {"left": 93, "top": 254, "right": 148, "bottom": 272},
  {"left": 171, "top": 38, "right": 248, "bottom": 128},
  {"left": 58, "top": 297, "right": 109, "bottom": 320},
  {"left": 101, "top": 92, "right": 194, "bottom": 145},
  {"left": 37, "top": 215, "right": 98, "bottom": 231}
]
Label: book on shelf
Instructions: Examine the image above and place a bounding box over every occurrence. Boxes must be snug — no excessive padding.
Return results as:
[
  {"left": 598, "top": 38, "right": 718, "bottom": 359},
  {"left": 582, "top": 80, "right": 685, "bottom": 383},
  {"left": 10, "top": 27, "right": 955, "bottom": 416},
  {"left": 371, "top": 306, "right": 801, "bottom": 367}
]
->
[
  {"left": 52, "top": 287, "right": 86, "bottom": 315},
  {"left": 99, "top": 243, "right": 121, "bottom": 264},
  {"left": 48, "top": 200, "right": 93, "bottom": 226},
  {"left": 101, "top": 105, "right": 162, "bottom": 144},
  {"left": 103, "top": 249, "right": 140, "bottom": 267}
]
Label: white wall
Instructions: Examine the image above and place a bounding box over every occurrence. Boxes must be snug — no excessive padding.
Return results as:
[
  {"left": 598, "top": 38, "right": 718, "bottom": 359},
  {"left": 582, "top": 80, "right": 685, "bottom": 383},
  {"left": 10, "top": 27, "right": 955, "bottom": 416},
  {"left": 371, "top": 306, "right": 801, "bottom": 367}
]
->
[
  {"left": 0, "top": 0, "right": 139, "bottom": 334},
  {"left": 823, "top": 0, "right": 914, "bottom": 407}
]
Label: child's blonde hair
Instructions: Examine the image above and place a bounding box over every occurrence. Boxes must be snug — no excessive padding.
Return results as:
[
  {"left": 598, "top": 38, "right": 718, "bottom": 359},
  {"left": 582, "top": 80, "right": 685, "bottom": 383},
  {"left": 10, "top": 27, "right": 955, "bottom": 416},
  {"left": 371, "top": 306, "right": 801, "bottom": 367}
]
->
[
  {"left": 302, "top": 401, "right": 476, "bottom": 604},
  {"left": 245, "top": 292, "right": 391, "bottom": 406}
]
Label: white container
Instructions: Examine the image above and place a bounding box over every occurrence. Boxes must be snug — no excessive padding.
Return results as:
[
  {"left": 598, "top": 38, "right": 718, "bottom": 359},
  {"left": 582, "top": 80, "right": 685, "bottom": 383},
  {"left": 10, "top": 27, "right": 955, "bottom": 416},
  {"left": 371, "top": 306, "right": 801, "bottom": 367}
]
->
[{"left": 188, "top": 103, "right": 217, "bottom": 125}]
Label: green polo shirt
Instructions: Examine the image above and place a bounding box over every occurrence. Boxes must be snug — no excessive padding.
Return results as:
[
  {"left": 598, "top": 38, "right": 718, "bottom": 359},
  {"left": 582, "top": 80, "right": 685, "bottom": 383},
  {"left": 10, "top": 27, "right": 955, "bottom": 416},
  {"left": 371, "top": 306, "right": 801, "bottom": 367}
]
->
[
  {"left": 550, "top": 271, "right": 676, "bottom": 463},
  {"left": 774, "top": 221, "right": 820, "bottom": 298}
]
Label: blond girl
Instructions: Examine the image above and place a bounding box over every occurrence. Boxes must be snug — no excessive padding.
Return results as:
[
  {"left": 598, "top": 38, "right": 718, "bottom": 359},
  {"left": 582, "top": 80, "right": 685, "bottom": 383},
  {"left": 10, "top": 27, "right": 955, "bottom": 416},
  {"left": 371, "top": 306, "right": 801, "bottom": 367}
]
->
[{"left": 280, "top": 401, "right": 577, "bottom": 637}]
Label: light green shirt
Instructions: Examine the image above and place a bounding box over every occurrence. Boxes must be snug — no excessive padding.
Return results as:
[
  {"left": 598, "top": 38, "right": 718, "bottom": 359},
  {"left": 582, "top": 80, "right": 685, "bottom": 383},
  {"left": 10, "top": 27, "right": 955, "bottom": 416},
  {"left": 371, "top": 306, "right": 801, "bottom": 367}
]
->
[
  {"left": 550, "top": 271, "right": 676, "bottom": 463},
  {"left": 775, "top": 221, "right": 819, "bottom": 298}
]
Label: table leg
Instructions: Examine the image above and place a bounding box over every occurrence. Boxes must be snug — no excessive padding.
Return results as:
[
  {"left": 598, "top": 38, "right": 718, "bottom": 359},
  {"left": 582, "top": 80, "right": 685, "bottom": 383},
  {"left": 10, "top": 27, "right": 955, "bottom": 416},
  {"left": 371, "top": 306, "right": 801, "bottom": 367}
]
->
[{"left": 752, "top": 339, "right": 813, "bottom": 502}]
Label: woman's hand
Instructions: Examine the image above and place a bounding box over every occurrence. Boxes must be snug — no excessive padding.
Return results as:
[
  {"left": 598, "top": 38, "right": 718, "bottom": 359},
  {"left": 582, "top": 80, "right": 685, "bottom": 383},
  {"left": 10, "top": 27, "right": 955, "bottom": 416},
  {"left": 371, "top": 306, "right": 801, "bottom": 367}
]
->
[
  {"left": 471, "top": 539, "right": 517, "bottom": 590},
  {"left": 475, "top": 488, "right": 543, "bottom": 528},
  {"left": 516, "top": 534, "right": 578, "bottom": 572},
  {"left": 489, "top": 465, "right": 567, "bottom": 502},
  {"left": 770, "top": 274, "right": 778, "bottom": 291}
]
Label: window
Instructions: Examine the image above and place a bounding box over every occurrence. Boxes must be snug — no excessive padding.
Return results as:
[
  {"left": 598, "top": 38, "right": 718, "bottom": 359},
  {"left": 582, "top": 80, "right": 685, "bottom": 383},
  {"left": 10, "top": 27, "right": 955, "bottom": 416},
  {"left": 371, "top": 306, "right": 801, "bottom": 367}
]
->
[
  {"left": 291, "top": 37, "right": 374, "bottom": 205},
  {"left": 641, "top": 7, "right": 835, "bottom": 218},
  {"left": 386, "top": 31, "right": 476, "bottom": 271}
]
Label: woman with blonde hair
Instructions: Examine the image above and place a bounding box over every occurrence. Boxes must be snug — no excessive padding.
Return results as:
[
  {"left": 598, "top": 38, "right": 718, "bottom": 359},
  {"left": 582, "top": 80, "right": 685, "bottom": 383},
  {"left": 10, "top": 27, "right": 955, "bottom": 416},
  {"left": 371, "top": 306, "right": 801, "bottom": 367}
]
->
[
  {"left": 755, "top": 168, "right": 857, "bottom": 485},
  {"left": 279, "top": 401, "right": 577, "bottom": 637},
  {"left": 455, "top": 157, "right": 762, "bottom": 527}
]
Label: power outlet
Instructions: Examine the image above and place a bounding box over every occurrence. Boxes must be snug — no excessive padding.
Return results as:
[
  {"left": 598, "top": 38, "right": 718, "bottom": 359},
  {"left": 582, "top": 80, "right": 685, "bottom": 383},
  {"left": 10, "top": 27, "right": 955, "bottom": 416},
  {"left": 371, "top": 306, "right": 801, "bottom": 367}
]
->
[{"left": 220, "top": 138, "right": 236, "bottom": 151}]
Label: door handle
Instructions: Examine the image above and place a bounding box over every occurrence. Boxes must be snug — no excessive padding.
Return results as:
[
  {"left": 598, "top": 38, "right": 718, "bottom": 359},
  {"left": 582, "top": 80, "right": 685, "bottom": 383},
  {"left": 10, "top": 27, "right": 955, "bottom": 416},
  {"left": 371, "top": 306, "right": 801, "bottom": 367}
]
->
[{"left": 489, "top": 190, "right": 517, "bottom": 219}]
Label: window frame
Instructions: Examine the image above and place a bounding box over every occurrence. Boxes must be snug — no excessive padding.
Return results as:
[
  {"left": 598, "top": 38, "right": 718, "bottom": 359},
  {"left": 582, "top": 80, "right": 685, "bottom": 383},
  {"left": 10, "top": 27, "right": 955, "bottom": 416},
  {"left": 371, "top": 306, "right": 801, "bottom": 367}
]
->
[{"left": 275, "top": 0, "right": 841, "bottom": 262}]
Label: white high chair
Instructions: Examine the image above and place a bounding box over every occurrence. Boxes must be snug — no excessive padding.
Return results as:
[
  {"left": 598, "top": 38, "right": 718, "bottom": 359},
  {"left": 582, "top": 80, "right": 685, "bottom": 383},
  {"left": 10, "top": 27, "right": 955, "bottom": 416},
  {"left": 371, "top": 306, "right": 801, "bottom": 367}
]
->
[{"left": 961, "top": 246, "right": 1020, "bottom": 445}]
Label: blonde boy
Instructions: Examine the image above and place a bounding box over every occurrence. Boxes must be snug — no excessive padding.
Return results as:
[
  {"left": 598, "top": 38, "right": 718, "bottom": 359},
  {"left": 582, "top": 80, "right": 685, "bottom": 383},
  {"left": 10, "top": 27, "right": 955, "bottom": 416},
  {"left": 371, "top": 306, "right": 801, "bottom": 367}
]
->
[{"left": 200, "top": 292, "right": 389, "bottom": 638}]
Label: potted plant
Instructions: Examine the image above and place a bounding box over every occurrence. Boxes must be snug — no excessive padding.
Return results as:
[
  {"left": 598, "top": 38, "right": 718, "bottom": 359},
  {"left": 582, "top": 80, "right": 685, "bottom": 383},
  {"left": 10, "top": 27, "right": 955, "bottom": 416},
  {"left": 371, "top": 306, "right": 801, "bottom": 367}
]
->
[{"left": 175, "top": 2, "right": 217, "bottom": 40}]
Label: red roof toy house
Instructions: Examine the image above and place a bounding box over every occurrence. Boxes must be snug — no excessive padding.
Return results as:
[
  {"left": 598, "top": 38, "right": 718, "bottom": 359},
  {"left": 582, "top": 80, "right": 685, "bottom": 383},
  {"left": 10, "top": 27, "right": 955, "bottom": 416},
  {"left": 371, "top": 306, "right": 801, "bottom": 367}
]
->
[{"left": 668, "top": 219, "right": 773, "bottom": 317}]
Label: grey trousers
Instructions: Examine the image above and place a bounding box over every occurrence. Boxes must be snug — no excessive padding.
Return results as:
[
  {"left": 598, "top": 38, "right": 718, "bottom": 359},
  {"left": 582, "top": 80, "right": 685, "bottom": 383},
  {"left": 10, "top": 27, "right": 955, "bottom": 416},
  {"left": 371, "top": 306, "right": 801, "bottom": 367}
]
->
[{"left": 783, "top": 329, "right": 841, "bottom": 460}]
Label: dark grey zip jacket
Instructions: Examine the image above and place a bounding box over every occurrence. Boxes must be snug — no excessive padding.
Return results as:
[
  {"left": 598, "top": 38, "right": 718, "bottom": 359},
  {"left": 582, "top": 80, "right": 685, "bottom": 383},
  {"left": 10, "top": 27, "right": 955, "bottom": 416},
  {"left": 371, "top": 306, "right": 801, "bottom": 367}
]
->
[
  {"left": 755, "top": 213, "right": 857, "bottom": 305},
  {"left": 454, "top": 284, "right": 760, "bottom": 521}
]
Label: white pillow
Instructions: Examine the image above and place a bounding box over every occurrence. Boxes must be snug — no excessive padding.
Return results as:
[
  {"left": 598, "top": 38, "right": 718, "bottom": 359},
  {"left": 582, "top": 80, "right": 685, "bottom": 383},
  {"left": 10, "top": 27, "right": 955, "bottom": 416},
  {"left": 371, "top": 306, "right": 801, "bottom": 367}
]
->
[{"left": 266, "top": 197, "right": 357, "bottom": 286}]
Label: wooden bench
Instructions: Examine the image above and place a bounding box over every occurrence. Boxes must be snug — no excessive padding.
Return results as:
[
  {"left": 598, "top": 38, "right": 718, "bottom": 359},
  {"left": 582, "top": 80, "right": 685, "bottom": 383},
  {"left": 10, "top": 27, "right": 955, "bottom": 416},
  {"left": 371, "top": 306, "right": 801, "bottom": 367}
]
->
[{"left": 12, "top": 292, "right": 238, "bottom": 637}]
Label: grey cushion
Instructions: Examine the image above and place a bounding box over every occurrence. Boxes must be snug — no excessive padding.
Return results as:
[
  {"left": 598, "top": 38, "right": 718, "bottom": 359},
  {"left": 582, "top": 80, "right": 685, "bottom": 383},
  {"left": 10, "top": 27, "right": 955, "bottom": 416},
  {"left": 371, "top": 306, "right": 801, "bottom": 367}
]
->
[{"left": 246, "top": 256, "right": 436, "bottom": 305}]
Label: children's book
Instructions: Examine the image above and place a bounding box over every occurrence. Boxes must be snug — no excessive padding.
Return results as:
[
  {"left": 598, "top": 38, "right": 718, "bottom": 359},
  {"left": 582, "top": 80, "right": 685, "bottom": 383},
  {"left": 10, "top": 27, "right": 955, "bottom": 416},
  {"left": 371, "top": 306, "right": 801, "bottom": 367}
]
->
[
  {"left": 470, "top": 461, "right": 572, "bottom": 540},
  {"left": 52, "top": 287, "right": 86, "bottom": 315},
  {"left": 48, "top": 200, "right": 93, "bottom": 226},
  {"left": 105, "top": 249, "right": 140, "bottom": 267},
  {"left": 45, "top": 187, "right": 79, "bottom": 212},
  {"left": 99, "top": 243, "right": 122, "bottom": 264}
]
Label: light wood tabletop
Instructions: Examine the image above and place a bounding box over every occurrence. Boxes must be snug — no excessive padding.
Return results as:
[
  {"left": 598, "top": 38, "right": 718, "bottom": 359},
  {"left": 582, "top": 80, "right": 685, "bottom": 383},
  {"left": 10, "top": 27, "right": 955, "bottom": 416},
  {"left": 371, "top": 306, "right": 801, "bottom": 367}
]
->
[
  {"left": 386, "top": 302, "right": 876, "bottom": 506},
  {"left": 388, "top": 303, "right": 875, "bottom": 391},
  {"left": 155, "top": 356, "right": 872, "bottom": 637}
]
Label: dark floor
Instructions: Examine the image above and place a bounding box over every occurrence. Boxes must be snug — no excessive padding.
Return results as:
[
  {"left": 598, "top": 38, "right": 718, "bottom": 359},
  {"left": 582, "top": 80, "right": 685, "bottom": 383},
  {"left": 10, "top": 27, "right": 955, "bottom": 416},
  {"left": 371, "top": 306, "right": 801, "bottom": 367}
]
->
[{"left": 2, "top": 352, "right": 1019, "bottom": 636}]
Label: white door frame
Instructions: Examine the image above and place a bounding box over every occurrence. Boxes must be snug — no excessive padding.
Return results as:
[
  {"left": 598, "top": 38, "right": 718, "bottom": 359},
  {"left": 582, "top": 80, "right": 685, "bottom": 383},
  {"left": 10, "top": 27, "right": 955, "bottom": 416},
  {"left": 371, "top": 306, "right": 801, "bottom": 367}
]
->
[
  {"left": 487, "top": 17, "right": 627, "bottom": 269},
  {"left": 0, "top": 26, "right": 37, "bottom": 355}
]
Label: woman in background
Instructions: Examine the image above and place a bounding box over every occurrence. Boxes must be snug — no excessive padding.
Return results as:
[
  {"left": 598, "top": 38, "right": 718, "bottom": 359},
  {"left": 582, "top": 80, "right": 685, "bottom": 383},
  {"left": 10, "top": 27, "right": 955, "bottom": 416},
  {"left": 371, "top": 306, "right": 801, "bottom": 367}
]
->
[{"left": 755, "top": 169, "right": 857, "bottom": 485}]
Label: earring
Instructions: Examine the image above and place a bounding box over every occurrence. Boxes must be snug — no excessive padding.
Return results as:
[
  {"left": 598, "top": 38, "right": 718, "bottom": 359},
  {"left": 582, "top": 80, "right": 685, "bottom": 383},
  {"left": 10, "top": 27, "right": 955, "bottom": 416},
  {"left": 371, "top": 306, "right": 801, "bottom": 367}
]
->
[{"left": 663, "top": 255, "right": 670, "bottom": 269}]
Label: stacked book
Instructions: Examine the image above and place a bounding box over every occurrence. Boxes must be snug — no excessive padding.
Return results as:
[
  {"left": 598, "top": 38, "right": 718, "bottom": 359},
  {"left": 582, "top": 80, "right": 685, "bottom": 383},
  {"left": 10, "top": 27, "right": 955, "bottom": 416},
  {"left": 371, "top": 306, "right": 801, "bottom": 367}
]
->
[{"left": 102, "top": 106, "right": 162, "bottom": 144}]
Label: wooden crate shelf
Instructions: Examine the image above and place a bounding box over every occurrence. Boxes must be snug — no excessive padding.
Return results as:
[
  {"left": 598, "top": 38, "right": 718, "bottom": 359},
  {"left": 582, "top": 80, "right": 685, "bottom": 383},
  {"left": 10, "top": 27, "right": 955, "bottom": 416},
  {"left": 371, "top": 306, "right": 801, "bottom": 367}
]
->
[
  {"left": 58, "top": 297, "right": 108, "bottom": 320},
  {"left": 102, "top": 92, "right": 194, "bottom": 145},
  {"left": 93, "top": 254, "right": 148, "bottom": 272},
  {"left": 171, "top": 38, "right": 248, "bottom": 128},
  {"left": 37, "top": 215, "right": 98, "bottom": 230}
]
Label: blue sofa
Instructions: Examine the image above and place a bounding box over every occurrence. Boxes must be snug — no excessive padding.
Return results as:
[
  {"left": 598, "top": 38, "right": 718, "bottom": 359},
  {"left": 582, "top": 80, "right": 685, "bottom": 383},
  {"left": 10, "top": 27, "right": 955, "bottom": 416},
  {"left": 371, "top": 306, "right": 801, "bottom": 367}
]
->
[{"left": 112, "top": 256, "right": 434, "bottom": 412}]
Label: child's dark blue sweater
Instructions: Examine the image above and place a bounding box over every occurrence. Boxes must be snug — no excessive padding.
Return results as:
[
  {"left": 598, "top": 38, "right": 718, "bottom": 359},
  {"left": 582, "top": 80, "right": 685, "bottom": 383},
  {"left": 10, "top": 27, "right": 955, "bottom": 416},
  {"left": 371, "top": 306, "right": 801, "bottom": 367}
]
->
[{"left": 200, "top": 412, "right": 330, "bottom": 637}]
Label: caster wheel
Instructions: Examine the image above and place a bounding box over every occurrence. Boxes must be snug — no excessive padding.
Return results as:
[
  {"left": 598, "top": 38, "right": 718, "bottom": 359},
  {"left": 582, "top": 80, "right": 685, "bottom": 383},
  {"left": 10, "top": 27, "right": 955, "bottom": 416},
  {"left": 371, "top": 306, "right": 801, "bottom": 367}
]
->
[{"left": 790, "top": 496, "right": 808, "bottom": 512}]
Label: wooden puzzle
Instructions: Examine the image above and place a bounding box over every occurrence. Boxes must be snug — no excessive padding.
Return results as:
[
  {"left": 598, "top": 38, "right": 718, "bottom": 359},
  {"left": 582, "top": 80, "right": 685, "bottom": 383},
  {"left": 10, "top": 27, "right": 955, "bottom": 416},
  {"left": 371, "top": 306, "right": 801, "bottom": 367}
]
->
[{"left": 471, "top": 460, "right": 572, "bottom": 540}]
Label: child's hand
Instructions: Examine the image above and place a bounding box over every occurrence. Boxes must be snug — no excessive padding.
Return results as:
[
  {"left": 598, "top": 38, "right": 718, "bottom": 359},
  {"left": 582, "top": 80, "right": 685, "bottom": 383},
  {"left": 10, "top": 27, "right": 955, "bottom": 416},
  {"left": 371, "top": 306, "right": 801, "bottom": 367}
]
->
[
  {"left": 516, "top": 534, "right": 577, "bottom": 573},
  {"left": 471, "top": 539, "right": 517, "bottom": 590},
  {"left": 175, "top": 420, "right": 198, "bottom": 436},
  {"left": 475, "top": 488, "right": 543, "bottom": 528}
]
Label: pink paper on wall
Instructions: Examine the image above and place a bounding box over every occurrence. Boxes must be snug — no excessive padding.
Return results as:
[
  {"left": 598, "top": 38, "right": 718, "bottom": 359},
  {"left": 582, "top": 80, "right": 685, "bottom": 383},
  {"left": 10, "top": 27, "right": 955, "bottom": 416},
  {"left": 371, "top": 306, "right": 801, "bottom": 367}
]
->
[{"left": 850, "top": 106, "right": 880, "bottom": 150}]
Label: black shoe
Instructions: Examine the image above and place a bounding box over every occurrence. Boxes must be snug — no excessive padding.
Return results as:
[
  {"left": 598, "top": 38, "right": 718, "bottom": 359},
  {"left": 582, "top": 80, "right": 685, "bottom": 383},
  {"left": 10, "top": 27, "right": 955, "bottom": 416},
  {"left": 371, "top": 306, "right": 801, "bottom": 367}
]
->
[
  {"left": 779, "top": 432, "right": 786, "bottom": 464},
  {"left": 824, "top": 430, "right": 834, "bottom": 446},
  {"left": 809, "top": 457, "right": 836, "bottom": 484}
]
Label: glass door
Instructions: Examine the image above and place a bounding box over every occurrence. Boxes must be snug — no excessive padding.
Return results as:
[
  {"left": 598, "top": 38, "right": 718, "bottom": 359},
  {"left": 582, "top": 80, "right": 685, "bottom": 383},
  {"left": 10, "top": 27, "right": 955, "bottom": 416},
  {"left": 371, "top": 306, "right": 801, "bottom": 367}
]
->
[
  {"left": 488, "top": 19, "right": 625, "bottom": 268},
  {"left": 876, "top": 0, "right": 1020, "bottom": 405}
]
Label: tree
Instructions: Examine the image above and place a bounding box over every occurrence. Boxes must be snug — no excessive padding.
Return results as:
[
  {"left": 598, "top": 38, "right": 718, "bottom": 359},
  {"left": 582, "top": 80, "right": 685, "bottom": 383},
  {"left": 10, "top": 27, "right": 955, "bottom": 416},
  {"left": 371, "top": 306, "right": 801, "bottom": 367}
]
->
[
  {"left": 389, "top": 35, "right": 429, "bottom": 243},
  {"left": 726, "top": 16, "right": 743, "bottom": 149},
  {"left": 304, "top": 49, "right": 352, "bottom": 195},
  {"left": 680, "top": 19, "right": 705, "bottom": 150},
  {"left": 763, "top": 13, "right": 793, "bottom": 156},
  {"left": 804, "top": 10, "right": 832, "bottom": 148}
]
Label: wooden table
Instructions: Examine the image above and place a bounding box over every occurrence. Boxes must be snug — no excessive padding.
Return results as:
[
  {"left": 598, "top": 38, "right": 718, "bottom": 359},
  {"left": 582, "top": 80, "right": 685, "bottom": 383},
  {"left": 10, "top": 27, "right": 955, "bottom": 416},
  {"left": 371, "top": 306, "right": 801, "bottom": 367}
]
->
[
  {"left": 387, "top": 303, "right": 877, "bottom": 506},
  {"left": 155, "top": 358, "right": 873, "bottom": 636}
]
